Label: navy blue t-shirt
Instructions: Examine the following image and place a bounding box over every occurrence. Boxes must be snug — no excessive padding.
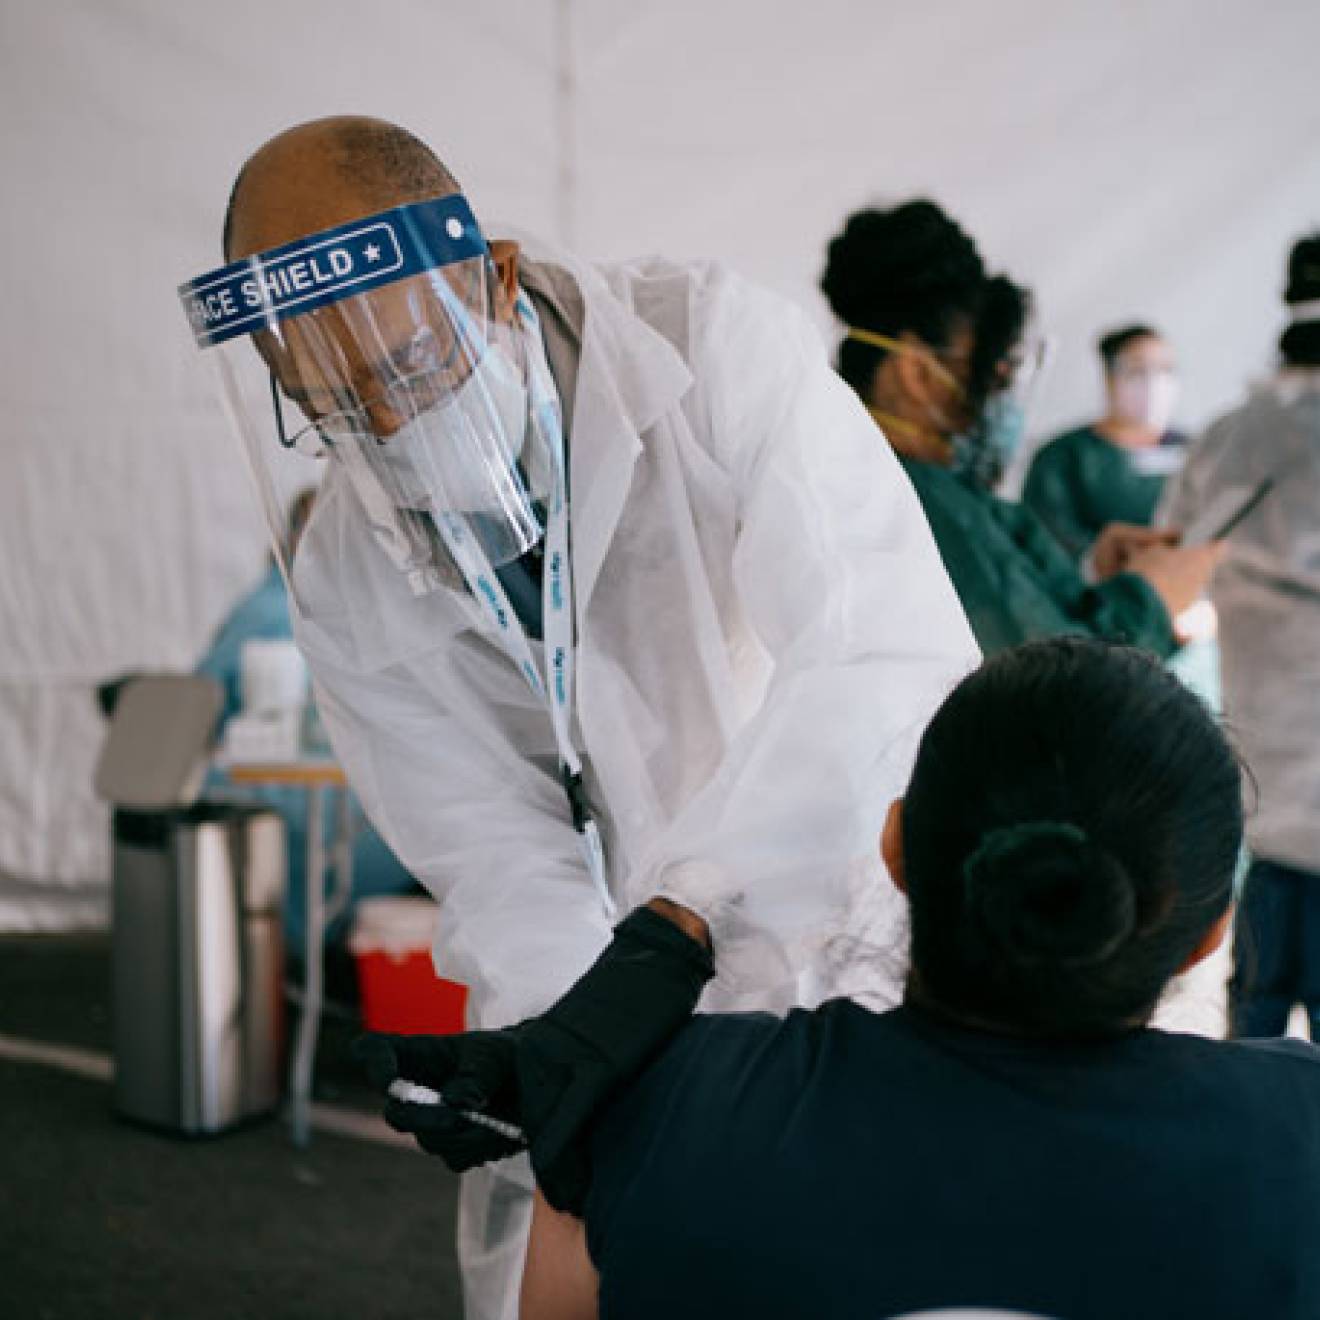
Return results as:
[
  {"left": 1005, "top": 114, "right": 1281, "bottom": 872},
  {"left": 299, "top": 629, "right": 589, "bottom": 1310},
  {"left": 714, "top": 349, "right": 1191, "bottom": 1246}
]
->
[{"left": 585, "top": 1000, "right": 1320, "bottom": 1320}]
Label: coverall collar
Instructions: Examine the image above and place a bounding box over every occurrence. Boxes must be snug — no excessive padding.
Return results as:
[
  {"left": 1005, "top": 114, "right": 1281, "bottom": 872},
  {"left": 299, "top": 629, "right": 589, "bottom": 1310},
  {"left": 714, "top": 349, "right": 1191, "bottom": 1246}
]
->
[{"left": 518, "top": 256, "right": 693, "bottom": 622}]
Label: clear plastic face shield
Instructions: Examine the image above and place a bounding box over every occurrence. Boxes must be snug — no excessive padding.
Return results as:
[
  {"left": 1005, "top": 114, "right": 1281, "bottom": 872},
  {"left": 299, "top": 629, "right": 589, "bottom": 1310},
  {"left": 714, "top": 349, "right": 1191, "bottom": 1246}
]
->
[
  {"left": 960, "top": 330, "right": 1053, "bottom": 487},
  {"left": 948, "top": 276, "right": 1051, "bottom": 489},
  {"left": 179, "top": 195, "right": 553, "bottom": 607}
]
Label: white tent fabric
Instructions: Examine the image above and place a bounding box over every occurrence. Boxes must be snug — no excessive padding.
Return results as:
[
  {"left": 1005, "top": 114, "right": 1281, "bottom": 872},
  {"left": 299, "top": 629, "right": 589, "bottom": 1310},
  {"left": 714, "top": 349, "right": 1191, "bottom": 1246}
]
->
[{"left": 2, "top": 0, "right": 1318, "bottom": 928}]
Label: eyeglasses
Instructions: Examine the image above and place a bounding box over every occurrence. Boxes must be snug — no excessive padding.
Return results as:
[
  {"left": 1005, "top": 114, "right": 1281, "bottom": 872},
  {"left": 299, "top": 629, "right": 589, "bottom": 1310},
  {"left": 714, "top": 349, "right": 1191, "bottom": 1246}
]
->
[
  {"left": 1004, "top": 334, "right": 1053, "bottom": 390},
  {"left": 270, "top": 365, "right": 466, "bottom": 457}
]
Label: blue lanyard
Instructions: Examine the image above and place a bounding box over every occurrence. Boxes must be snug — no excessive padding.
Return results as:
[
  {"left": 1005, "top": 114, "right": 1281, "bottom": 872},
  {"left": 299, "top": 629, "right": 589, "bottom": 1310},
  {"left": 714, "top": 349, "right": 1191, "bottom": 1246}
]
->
[{"left": 433, "top": 294, "right": 614, "bottom": 920}]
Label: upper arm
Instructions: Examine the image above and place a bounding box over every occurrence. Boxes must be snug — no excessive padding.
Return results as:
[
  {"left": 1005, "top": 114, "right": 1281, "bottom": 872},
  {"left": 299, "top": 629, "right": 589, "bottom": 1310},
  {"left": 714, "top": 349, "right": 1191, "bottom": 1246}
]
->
[{"left": 521, "top": 1189, "right": 599, "bottom": 1320}]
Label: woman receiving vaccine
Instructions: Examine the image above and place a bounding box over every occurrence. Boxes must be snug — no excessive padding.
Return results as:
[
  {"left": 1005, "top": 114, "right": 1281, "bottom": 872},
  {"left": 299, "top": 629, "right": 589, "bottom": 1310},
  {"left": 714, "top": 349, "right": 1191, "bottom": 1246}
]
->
[{"left": 520, "top": 638, "right": 1320, "bottom": 1320}]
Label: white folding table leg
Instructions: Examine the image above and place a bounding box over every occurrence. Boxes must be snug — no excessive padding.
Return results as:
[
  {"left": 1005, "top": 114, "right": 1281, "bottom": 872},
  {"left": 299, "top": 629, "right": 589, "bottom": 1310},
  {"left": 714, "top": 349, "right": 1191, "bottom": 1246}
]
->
[{"left": 289, "top": 783, "right": 326, "bottom": 1147}]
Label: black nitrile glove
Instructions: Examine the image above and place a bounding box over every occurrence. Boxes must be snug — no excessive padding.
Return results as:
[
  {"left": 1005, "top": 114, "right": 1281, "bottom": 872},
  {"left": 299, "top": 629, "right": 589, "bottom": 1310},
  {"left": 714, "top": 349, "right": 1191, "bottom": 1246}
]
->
[
  {"left": 512, "top": 905, "right": 714, "bottom": 1210},
  {"left": 354, "top": 905, "right": 715, "bottom": 1213}
]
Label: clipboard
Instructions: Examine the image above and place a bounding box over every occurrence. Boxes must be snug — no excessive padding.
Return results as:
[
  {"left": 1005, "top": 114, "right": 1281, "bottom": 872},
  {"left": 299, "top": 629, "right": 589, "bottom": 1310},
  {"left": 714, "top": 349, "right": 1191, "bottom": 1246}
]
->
[{"left": 1182, "top": 477, "right": 1274, "bottom": 545}]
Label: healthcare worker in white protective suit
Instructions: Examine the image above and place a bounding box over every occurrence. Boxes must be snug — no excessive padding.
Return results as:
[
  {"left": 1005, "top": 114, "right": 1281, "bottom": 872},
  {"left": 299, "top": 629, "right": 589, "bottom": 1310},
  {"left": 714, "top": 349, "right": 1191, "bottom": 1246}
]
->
[{"left": 180, "top": 116, "right": 977, "bottom": 1319}]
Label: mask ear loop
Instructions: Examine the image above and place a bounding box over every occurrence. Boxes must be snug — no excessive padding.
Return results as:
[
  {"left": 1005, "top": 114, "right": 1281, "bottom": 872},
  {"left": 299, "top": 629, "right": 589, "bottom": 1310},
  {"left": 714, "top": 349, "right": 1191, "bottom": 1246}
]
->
[
  {"left": 844, "top": 327, "right": 967, "bottom": 398},
  {"left": 845, "top": 327, "right": 965, "bottom": 461}
]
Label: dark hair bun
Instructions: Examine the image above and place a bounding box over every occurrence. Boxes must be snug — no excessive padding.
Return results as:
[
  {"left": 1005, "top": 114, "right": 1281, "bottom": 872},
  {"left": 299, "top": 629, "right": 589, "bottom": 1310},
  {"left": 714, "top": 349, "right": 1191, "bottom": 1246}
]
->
[
  {"left": 961, "top": 822, "right": 1136, "bottom": 969},
  {"left": 820, "top": 199, "right": 984, "bottom": 329}
]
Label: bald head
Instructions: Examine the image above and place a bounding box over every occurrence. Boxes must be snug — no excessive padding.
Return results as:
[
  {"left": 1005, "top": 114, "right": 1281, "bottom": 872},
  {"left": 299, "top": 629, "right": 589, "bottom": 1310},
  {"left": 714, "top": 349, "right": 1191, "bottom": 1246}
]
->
[{"left": 223, "top": 116, "right": 460, "bottom": 261}]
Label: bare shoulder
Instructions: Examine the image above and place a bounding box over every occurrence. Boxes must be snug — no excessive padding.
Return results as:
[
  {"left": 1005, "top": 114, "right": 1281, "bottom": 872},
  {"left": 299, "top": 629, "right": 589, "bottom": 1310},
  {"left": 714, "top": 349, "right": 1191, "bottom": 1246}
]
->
[{"left": 520, "top": 1188, "right": 600, "bottom": 1320}]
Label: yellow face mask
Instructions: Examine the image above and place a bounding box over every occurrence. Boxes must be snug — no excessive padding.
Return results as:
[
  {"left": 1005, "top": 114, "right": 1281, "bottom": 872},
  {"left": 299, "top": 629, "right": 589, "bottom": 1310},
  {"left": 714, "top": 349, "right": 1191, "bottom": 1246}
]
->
[
  {"left": 844, "top": 327, "right": 966, "bottom": 396},
  {"left": 844, "top": 327, "right": 965, "bottom": 455}
]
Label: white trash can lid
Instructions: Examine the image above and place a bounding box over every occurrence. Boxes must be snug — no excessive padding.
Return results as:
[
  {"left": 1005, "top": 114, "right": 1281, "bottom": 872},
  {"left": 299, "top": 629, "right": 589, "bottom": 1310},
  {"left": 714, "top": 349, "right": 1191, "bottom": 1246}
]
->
[{"left": 350, "top": 896, "right": 438, "bottom": 956}]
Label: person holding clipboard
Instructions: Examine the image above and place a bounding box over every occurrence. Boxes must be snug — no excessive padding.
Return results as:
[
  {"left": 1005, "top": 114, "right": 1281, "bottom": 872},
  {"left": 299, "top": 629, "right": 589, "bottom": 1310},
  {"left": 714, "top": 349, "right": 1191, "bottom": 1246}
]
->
[{"left": 1162, "top": 232, "right": 1320, "bottom": 1040}]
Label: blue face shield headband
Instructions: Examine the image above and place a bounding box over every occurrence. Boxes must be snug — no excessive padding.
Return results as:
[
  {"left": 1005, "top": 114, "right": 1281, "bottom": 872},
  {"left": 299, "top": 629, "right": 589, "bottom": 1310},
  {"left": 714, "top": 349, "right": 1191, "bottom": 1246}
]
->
[{"left": 179, "top": 194, "right": 489, "bottom": 348}]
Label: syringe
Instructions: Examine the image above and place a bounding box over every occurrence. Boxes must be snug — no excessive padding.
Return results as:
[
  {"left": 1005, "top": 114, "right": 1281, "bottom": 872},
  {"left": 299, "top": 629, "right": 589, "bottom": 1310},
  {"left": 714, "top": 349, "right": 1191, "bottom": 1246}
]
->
[{"left": 388, "top": 1078, "right": 528, "bottom": 1145}]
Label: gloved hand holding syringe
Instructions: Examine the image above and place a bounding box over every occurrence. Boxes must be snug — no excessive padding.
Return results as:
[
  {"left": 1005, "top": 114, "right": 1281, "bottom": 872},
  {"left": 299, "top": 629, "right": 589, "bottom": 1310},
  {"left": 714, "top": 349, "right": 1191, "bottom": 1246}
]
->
[
  {"left": 387, "top": 1078, "right": 526, "bottom": 1145},
  {"left": 355, "top": 903, "right": 715, "bottom": 1214}
]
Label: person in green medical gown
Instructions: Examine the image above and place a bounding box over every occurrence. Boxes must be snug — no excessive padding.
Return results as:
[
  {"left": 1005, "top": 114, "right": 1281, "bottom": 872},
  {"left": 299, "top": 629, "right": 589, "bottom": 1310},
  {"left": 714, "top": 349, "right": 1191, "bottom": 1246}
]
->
[
  {"left": 819, "top": 201, "right": 1218, "bottom": 657},
  {"left": 1024, "top": 325, "right": 1188, "bottom": 563}
]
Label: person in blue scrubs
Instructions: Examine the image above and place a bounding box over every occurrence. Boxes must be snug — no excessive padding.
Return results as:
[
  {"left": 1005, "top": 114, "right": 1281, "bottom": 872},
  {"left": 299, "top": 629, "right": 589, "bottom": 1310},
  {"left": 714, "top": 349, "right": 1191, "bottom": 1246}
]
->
[{"left": 197, "top": 490, "right": 417, "bottom": 959}]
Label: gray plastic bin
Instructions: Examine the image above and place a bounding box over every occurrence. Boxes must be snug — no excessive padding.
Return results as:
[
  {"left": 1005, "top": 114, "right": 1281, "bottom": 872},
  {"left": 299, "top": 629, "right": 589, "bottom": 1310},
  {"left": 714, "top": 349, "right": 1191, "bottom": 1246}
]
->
[
  {"left": 110, "top": 802, "right": 285, "bottom": 1133},
  {"left": 96, "top": 674, "right": 287, "bottom": 1134}
]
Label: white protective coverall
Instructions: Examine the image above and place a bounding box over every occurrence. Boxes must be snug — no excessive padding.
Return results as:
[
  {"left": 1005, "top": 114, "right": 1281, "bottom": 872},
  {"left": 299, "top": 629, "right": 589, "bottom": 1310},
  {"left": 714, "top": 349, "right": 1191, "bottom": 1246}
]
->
[
  {"left": 1162, "top": 369, "right": 1320, "bottom": 871},
  {"left": 290, "top": 248, "right": 978, "bottom": 1318}
]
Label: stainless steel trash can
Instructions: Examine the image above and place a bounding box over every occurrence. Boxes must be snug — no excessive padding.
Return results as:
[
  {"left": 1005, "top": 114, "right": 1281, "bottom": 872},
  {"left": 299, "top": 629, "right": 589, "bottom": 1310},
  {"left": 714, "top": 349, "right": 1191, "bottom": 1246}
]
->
[
  {"left": 110, "top": 802, "right": 286, "bottom": 1133},
  {"left": 95, "top": 674, "right": 287, "bottom": 1135}
]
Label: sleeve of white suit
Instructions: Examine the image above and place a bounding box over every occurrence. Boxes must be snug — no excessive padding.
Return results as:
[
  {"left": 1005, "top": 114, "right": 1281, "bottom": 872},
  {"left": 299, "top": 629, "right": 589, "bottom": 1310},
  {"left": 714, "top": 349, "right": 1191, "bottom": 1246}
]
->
[
  {"left": 304, "top": 640, "right": 613, "bottom": 1030},
  {"left": 634, "top": 272, "right": 980, "bottom": 993}
]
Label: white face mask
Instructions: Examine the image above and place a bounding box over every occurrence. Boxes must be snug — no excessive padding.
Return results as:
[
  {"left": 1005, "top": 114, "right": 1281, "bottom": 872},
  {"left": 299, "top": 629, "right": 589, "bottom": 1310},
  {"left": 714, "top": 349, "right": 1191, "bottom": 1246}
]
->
[
  {"left": 1112, "top": 369, "right": 1179, "bottom": 434},
  {"left": 362, "top": 340, "right": 547, "bottom": 565}
]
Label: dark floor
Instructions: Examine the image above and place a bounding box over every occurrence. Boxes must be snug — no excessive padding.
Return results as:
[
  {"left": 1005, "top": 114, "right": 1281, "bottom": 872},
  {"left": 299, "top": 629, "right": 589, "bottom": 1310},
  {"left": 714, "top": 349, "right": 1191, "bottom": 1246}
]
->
[{"left": 0, "top": 934, "right": 464, "bottom": 1319}]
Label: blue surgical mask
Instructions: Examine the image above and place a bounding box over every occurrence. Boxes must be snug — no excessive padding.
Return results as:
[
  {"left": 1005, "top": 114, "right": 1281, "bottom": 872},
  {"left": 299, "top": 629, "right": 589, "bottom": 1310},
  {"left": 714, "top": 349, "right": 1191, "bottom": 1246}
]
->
[{"left": 953, "top": 393, "right": 1026, "bottom": 489}]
